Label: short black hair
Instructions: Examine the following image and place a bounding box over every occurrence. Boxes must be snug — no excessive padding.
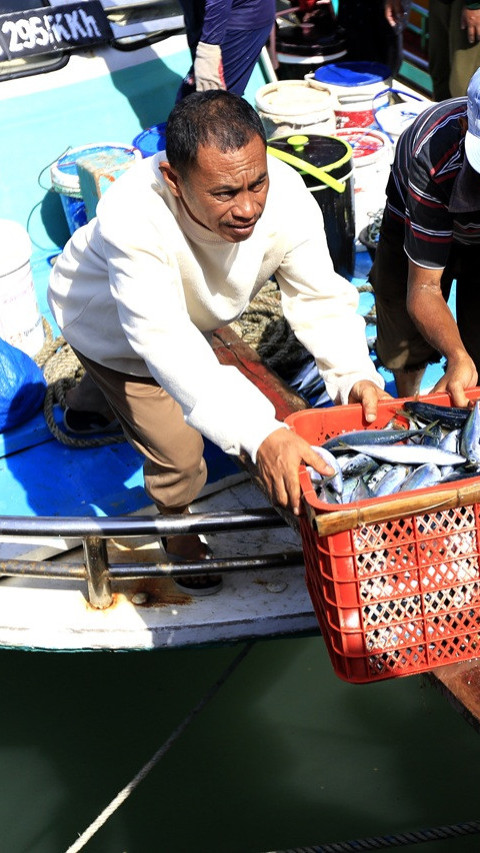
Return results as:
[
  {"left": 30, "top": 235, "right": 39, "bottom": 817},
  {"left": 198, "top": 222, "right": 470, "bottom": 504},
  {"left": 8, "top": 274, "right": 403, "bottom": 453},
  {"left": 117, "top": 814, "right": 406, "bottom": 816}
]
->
[{"left": 165, "top": 90, "right": 266, "bottom": 174}]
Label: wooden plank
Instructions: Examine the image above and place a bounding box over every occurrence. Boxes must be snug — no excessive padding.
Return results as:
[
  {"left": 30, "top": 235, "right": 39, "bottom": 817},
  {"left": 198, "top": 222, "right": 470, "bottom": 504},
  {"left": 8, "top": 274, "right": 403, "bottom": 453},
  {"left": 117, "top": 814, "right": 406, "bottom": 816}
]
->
[
  {"left": 212, "top": 326, "right": 308, "bottom": 422},
  {"left": 213, "top": 323, "right": 480, "bottom": 732}
]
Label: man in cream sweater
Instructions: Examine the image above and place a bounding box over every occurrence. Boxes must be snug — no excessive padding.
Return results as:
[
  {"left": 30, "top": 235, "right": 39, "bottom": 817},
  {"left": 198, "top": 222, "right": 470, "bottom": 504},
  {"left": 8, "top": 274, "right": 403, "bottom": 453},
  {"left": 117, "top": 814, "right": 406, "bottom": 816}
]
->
[{"left": 49, "top": 91, "right": 387, "bottom": 593}]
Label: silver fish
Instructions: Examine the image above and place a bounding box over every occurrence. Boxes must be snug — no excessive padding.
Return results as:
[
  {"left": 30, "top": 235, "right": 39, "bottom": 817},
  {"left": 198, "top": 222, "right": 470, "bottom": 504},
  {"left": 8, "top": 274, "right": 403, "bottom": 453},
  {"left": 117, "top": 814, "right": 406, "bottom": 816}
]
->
[
  {"left": 323, "top": 426, "right": 428, "bottom": 452},
  {"left": 370, "top": 465, "right": 411, "bottom": 496},
  {"left": 420, "top": 423, "right": 443, "bottom": 447},
  {"left": 341, "top": 443, "right": 466, "bottom": 466},
  {"left": 336, "top": 453, "right": 378, "bottom": 478},
  {"left": 398, "top": 463, "right": 443, "bottom": 492},
  {"left": 342, "top": 476, "right": 362, "bottom": 503},
  {"left": 350, "top": 477, "right": 372, "bottom": 503},
  {"left": 314, "top": 482, "right": 340, "bottom": 504},
  {"left": 439, "top": 428, "right": 460, "bottom": 454},
  {"left": 366, "top": 463, "right": 394, "bottom": 492},
  {"left": 310, "top": 445, "right": 343, "bottom": 495},
  {"left": 460, "top": 401, "right": 480, "bottom": 468}
]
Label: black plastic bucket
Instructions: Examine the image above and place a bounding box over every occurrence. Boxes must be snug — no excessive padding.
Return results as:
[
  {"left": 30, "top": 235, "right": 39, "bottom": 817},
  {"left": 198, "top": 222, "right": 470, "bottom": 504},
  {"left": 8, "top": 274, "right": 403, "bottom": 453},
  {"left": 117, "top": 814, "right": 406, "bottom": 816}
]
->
[
  {"left": 267, "top": 134, "right": 355, "bottom": 278},
  {"left": 275, "top": 5, "right": 347, "bottom": 80}
]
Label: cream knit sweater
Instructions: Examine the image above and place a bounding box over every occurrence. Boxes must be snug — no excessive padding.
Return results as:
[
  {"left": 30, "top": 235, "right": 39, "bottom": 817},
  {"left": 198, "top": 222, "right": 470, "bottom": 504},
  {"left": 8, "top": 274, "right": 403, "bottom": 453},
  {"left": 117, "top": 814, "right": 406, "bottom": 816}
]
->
[{"left": 48, "top": 152, "right": 383, "bottom": 460}]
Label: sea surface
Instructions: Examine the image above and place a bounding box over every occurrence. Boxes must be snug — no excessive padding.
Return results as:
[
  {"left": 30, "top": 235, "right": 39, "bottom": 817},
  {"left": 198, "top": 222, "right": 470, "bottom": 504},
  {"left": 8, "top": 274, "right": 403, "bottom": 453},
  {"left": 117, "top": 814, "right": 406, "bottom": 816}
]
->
[{"left": 1, "top": 635, "right": 479, "bottom": 853}]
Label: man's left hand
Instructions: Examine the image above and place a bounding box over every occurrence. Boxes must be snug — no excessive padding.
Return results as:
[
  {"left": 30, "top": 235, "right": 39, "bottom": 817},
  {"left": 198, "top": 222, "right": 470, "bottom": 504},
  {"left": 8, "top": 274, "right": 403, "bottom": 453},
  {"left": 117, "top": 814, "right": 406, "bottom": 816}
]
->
[{"left": 348, "top": 380, "right": 392, "bottom": 423}]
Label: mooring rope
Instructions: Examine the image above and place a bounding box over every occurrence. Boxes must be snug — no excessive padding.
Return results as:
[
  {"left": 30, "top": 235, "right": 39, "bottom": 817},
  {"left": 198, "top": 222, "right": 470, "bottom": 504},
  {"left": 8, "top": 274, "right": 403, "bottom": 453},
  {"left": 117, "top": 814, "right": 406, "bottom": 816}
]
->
[
  {"left": 270, "top": 820, "right": 480, "bottom": 852},
  {"left": 64, "top": 641, "right": 254, "bottom": 853}
]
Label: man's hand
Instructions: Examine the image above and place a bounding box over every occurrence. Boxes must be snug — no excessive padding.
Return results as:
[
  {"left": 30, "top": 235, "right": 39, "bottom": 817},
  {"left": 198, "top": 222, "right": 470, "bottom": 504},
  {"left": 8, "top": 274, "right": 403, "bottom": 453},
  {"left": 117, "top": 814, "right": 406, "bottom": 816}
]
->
[
  {"left": 256, "top": 428, "right": 335, "bottom": 516},
  {"left": 194, "top": 42, "right": 226, "bottom": 91},
  {"left": 384, "top": 0, "right": 405, "bottom": 26},
  {"left": 348, "top": 380, "right": 392, "bottom": 423},
  {"left": 432, "top": 353, "right": 478, "bottom": 407},
  {"left": 461, "top": 7, "right": 480, "bottom": 44}
]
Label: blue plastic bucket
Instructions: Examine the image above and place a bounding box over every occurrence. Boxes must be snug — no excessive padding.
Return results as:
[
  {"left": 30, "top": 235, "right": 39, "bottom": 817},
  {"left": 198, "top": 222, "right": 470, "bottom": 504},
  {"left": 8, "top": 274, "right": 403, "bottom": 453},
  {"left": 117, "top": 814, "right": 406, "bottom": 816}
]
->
[
  {"left": 50, "top": 143, "right": 140, "bottom": 235},
  {"left": 312, "top": 61, "right": 392, "bottom": 129},
  {"left": 132, "top": 122, "right": 167, "bottom": 159}
]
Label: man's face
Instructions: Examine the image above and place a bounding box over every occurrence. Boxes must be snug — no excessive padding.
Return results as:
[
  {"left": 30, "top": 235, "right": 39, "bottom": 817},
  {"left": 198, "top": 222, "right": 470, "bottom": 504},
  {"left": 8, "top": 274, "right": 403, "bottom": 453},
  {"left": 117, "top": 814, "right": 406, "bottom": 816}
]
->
[{"left": 161, "top": 134, "right": 269, "bottom": 243}]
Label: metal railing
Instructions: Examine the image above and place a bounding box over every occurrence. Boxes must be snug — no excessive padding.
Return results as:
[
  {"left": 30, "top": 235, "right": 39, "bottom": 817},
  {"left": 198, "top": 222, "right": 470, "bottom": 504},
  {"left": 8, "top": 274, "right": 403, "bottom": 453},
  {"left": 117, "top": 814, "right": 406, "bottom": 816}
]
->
[{"left": 0, "top": 508, "right": 304, "bottom": 609}]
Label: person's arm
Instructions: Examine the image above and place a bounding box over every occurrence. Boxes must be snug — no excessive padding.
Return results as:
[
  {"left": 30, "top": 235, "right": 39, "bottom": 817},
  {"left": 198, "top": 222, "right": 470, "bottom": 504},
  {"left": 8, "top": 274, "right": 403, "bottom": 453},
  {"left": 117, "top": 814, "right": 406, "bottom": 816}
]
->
[
  {"left": 406, "top": 259, "right": 477, "bottom": 405},
  {"left": 384, "top": 0, "right": 405, "bottom": 26},
  {"left": 193, "top": 0, "right": 232, "bottom": 90}
]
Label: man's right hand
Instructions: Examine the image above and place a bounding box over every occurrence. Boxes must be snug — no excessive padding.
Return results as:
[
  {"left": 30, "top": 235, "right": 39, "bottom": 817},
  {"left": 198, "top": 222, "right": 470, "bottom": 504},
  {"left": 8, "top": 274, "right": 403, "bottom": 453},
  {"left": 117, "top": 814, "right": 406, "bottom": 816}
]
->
[{"left": 255, "top": 427, "right": 334, "bottom": 517}]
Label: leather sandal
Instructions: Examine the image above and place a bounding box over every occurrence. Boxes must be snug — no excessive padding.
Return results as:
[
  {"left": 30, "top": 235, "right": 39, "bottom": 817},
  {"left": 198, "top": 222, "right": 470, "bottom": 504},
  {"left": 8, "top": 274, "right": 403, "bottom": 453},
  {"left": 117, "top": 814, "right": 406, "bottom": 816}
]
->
[{"left": 160, "top": 536, "right": 223, "bottom": 597}]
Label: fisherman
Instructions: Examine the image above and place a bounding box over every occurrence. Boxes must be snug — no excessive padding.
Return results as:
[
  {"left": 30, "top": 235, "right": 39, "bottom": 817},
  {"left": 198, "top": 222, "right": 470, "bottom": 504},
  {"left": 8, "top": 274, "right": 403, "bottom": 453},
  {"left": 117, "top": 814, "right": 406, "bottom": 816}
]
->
[
  {"left": 48, "top": 90, "right": 387, "bottom": 594},
  {"left": 369, "top": 67, "right": 480, "bottom": 406}
]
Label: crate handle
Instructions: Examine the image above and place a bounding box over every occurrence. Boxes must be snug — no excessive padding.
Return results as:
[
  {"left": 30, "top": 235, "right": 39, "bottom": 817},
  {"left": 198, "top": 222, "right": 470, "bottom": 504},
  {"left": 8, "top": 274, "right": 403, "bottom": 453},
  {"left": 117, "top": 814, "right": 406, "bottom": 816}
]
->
[{"left": 310, "top": 480, "right": 480, "bottom": 537}]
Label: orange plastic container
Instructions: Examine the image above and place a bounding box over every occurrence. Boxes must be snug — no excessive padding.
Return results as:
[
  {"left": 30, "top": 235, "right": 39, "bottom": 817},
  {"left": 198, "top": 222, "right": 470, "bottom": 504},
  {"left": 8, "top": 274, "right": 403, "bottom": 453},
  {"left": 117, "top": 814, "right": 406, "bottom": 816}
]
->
[{"left": 286, "top": 391, "right": 480, "bottom": 684}]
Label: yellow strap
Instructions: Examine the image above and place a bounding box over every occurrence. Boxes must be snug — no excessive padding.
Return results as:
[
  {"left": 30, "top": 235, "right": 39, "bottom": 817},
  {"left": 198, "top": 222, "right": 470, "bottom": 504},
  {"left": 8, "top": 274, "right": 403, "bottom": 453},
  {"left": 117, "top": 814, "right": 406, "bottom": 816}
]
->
[{"left": 267, "top": 144, "right": 347, "bottom": 194}]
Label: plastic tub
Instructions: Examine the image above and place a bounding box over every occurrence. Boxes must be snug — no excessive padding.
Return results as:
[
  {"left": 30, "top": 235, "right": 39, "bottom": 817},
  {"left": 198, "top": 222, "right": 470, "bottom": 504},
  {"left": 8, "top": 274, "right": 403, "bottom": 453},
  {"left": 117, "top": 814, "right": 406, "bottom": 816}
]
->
[
  {"left": 0, "top": 220, "right": 44, "bottom": 357},
  {"left": 50, "top": 143, "right": 141, "bottom": 234}
]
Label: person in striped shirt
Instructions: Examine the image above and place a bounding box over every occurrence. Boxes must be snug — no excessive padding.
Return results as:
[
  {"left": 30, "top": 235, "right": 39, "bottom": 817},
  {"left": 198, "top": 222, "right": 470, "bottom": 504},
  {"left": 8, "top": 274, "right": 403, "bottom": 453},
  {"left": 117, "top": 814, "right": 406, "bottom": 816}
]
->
[{"left": 369, "top": 67, "right": 480, "bottom": 405}]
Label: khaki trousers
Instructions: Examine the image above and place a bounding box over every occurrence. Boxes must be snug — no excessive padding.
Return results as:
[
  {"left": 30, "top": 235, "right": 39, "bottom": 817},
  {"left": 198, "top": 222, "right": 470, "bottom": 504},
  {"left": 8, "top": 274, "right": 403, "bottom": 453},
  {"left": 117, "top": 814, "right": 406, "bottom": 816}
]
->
[
  {"left": 429, "top": 0, "right": 480, "bottom": 100},
  {"left": 72, "top": 351, "right": 207, "bottom": 513}
]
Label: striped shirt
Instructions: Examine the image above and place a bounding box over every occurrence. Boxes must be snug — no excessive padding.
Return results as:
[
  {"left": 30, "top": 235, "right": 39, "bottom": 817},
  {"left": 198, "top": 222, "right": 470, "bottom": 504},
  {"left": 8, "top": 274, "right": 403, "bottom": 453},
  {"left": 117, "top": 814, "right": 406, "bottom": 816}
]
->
[{"left": 385, "top": 97, "right": 480, "bottom": 269}]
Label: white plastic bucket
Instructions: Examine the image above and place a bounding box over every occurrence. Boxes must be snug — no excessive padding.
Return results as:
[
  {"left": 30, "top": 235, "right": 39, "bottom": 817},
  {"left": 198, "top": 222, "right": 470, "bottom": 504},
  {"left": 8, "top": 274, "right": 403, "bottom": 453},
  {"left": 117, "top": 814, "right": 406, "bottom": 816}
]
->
[
  {"left": 0, "top": 220, "right": 44, "bottom": 357},
  {"left": 311, "top": 62, "right": 392, "bottom": 129},
  {"left": 255, "top": 79, "right": 337, "bottom": 140},
  {"left": 335, "top": 128, "right": 393, "bottom": 238},
  {"left": 373, "top": 90, "right": 433, "bottom": 141},
  {"left": 50, "top": 142, "right": 141, "bottom": 234}
]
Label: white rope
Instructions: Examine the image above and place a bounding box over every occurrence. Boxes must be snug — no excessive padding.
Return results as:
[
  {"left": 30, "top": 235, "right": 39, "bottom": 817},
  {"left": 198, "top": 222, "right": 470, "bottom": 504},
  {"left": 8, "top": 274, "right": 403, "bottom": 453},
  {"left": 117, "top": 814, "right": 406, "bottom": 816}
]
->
[{"left": 65, "top": 642, "right": 254, "bottom": 853}]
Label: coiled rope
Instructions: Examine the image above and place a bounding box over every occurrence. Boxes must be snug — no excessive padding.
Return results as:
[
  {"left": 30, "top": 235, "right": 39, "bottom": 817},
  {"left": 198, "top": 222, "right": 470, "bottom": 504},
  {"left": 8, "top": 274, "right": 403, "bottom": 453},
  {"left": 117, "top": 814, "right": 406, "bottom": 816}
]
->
[
  {"left": 64, "top": 641, "right": 254, "bottom": 853},
  {"left": 231, "top": 279, "right": 320, "bottom": 377},
  {"left": 35, "top": 318, "right": 126, "bottom": 448},
  {"left": 270, "top": 820, "right": 480, "bottom": 852}
]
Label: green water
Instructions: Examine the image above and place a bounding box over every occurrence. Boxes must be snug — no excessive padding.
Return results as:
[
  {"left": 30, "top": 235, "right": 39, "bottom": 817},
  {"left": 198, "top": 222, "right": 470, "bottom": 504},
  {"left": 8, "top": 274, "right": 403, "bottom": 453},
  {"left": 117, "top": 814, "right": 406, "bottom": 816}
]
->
[{"left": 1, "top": 637, "right": 479, "bottom": 853}]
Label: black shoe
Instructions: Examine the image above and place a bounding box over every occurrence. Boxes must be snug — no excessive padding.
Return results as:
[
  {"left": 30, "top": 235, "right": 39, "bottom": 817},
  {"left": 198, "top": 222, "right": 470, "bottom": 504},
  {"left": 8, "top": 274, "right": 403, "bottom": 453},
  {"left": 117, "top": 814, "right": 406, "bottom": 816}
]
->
[{"left": 63, "top": 407, "right": 121, "bottom": 435}]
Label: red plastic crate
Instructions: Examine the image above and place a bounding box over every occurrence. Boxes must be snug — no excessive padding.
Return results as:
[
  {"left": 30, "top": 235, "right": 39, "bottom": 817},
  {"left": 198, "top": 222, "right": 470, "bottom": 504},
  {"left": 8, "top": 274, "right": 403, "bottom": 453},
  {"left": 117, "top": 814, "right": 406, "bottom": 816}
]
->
[{"left": 286, "top": 391, "right": 480, "bottom": 684}]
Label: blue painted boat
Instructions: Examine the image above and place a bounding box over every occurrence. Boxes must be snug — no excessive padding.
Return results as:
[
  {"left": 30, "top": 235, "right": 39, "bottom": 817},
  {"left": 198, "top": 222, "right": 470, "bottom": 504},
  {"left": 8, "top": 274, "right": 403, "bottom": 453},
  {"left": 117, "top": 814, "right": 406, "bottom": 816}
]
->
[{"left": 0, "top": 0, "right": 321, "bottom": 650}]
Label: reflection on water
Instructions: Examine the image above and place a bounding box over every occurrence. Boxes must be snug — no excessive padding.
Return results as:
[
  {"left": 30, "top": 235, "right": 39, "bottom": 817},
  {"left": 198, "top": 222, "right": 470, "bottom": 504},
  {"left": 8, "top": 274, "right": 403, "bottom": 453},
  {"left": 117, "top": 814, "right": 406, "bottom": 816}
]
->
[{"left": 0, "top": 636, "right": 479, "bottom": 853}]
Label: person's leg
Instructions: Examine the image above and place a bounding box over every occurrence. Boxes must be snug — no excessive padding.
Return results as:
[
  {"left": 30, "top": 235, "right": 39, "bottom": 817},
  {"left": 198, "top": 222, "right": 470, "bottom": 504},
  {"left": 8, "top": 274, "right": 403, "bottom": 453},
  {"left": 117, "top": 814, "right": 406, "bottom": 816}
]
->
[
  {"left": 71, "top": 352, "right": 218, "bottom": 562},
  {"left": 448, "top": 0, "right": 480, "bottom": 97},
  {"left": 428, "top": 0, "right": 452, "bottom": 101},
  {"left": 64, "top": 373, "right": 118, "bottom": 433}
]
